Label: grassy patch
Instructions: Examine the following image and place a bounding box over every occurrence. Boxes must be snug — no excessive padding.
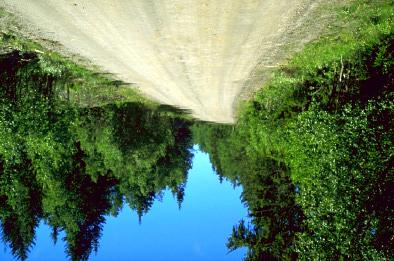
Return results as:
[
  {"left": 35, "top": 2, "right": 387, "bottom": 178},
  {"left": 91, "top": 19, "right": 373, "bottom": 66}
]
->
[
  {"left": 229, "top": 0, "right": 393, "bottom": 259},
  {"left": 238, "top": 0, "right": 393, "bottom": 154},
  {"left": 0, "top": 7, "right": 153, "bottom": 108}
]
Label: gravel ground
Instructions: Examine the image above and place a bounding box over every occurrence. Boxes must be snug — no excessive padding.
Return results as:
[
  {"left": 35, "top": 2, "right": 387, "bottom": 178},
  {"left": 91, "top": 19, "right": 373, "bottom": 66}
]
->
[{"left": 1, "top": 0, "right": 324, "bottom": 123}]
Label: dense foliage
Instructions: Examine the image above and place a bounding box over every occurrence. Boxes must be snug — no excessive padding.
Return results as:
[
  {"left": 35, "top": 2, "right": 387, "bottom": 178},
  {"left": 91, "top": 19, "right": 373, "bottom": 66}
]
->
[
  {"left": 194, "top": 1, "right": 393, "bottom": 260},
  {"left": 0, "top": 1, "right": 392, "bottom": 261},
  {"left": 0, "top": 51, "right": 193, "bottom": 261},
  {"left": 193, "top": 123, "right": 304, "bottom": 261}
]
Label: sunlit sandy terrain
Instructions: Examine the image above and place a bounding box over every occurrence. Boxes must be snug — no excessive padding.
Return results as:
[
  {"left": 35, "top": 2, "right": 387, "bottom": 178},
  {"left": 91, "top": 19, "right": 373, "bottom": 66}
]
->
[{"left": 1, "top": 0, "right": 322, "bottom": 122}]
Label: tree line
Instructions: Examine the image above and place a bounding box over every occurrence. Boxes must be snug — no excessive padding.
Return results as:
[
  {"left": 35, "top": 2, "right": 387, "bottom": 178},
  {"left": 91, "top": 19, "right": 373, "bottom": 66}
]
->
[
  {"left": 193, "top": 1, "right": 393, "bottom": 260},
  {"left": 0, "top": 51, "right": 193, "bottom": 261}
]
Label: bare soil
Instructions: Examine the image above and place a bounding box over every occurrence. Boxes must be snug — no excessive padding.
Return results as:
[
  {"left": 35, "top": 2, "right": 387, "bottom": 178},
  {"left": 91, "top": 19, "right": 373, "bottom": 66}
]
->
[{"left": 1, "top": 0, "right": 326, "bottom": 123}]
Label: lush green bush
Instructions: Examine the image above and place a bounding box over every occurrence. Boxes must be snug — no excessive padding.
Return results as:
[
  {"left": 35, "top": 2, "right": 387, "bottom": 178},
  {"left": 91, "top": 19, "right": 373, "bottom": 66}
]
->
[
  {"left": 194, "top": 1, "right": 394, "bottom": 260},
  {"left": 285, "top": 100, "right": 393, "bottom": 260}
]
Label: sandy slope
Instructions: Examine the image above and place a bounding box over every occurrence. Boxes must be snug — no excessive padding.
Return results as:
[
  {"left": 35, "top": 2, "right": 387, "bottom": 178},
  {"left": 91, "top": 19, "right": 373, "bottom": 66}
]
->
[{"left": 1, "top": 0, "right": 322, "bottom": 123}]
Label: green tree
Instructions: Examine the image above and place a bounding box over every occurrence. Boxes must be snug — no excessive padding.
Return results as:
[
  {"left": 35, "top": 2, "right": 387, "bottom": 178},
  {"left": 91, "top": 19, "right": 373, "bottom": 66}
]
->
[
  {"left": 193, "top": 123, "right": 303, "bottom": 260},
  {"left": 0, "top": 50, "right": 194, "bottom": 261}
]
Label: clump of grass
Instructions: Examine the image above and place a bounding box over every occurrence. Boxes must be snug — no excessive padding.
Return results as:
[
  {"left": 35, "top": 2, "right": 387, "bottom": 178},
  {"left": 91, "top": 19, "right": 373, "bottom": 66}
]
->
[{"left": 238, "top": 0, "right": 393, "bottom": 151}]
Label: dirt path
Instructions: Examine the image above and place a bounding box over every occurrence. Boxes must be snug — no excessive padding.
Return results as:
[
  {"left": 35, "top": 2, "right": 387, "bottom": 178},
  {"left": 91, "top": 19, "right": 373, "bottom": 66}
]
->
[{"left": 1, "top": 0, "right": 323, "bottom": 123}]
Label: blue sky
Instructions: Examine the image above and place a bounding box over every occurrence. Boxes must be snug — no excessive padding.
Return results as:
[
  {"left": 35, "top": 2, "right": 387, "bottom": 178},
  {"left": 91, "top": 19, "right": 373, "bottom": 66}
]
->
[{"left": 0, "top": 146, "right": 248, "bottom": 261}]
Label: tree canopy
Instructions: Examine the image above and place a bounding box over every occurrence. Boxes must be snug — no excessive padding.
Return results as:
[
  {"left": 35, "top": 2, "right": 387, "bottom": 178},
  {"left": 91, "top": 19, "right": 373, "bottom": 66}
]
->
[
  {"left": 0, "top": 51, "right": 193, "bottom": 261},
  {"left": 193, "top": 1, "right": 393, "bottom": 260}
]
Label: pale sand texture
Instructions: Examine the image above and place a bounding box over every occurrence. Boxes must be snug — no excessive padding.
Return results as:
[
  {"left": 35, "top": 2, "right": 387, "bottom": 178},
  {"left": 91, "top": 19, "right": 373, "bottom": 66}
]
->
[{"left": 1, "top": 0, "right": 323, "bottom": 123}]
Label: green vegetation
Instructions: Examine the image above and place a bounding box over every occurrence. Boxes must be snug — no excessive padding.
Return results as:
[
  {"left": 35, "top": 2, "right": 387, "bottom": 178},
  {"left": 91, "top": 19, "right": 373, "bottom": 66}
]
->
[
  {"left": 195, "top": 0, "right": 393, "bottom": 260},
  {"left": 0, "top": 0, "right": 393, "bottom": 260},
  {"left": 0, "top": 7, "right": 150, "bottom": 108},
  {"left": 193, "top": 123, "right": 304, "bottom": 261},
  {"left": 0, "top": 9, "right": 193, "bottom": 261},
  {"left": 0, "top": 51, "right": 193, "bottom": 261}
]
